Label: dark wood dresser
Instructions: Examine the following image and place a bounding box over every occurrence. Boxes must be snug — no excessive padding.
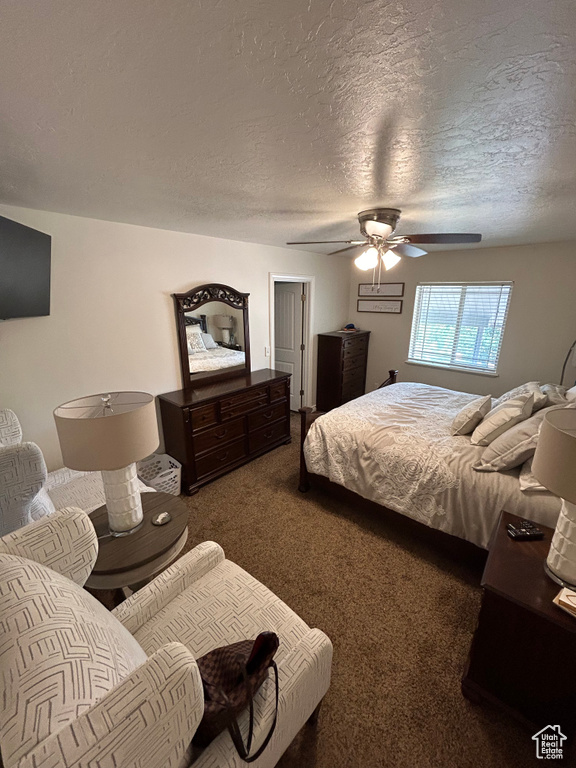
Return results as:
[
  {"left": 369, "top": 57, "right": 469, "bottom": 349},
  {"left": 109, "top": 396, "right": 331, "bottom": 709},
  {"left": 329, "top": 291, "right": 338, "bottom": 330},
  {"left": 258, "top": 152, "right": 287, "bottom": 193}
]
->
[
  {"left": 316, "top": 330, "right": 370, "bottom": 411},
  {"left": 159, "top": 369, "right": 291, "bottom": 495}
]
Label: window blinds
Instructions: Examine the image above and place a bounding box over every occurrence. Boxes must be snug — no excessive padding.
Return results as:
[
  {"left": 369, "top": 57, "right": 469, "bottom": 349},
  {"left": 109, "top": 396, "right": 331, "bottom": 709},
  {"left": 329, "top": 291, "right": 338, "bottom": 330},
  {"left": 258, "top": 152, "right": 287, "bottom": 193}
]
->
[{"left": 408, "top": 282, "right": 513, "bottom": 374}]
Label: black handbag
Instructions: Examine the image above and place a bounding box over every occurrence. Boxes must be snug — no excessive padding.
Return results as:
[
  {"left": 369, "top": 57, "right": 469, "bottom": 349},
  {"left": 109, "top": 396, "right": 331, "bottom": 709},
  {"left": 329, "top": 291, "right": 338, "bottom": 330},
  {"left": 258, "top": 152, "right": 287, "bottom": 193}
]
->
[{"left": 193, "top": 631, "right": 279, "bottom": 763}]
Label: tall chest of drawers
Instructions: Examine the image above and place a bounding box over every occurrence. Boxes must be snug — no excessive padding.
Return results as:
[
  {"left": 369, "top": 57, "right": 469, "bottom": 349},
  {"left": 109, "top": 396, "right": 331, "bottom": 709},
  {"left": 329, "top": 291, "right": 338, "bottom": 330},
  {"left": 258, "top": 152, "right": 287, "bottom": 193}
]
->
[
  {"left": 316, "top": 331, "right": 370, "bottom": 412},
  {"left": 159, "top": 369, "right": 291, "bottom": 495}
]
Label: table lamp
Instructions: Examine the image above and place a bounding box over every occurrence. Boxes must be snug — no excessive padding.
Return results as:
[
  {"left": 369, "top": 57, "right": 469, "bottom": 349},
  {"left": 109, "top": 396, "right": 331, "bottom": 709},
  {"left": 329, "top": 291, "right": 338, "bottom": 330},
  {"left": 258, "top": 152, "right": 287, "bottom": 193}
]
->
[
  {"left": 54, "top": 392, "right": 159, "bottom": 536},
  {"left": 214, "top": 314, "right": 234, "bottom": 344},
  {"left": 532, "top": 408, "right": 576, "bottom": 588}
]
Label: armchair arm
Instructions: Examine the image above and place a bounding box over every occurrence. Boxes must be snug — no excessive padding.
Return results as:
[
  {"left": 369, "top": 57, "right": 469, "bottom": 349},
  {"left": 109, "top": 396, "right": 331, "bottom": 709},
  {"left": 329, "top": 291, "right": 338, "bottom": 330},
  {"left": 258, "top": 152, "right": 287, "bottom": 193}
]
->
[
  {"left": 192, "top": 628, "right": 333, "bottom": 768},
  {"left": 0, "top": 506, "right": 98, "bottom": 586},
  {"left": 113, "top": 541, "right": 225, "bottom": 634},
  {"left": 16, "top": 643, "right": 204, "bottom": 768}
]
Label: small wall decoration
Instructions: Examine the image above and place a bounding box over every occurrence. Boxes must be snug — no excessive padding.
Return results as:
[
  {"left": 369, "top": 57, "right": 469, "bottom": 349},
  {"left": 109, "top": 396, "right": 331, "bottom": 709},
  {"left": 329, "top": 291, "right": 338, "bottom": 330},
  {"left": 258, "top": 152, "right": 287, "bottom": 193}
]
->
[
  {"left": 357, "top": 299, "right": 403, "bottom": 314},
  {"left": 358, "top": 282, "right": 404, "bottom": 297}
]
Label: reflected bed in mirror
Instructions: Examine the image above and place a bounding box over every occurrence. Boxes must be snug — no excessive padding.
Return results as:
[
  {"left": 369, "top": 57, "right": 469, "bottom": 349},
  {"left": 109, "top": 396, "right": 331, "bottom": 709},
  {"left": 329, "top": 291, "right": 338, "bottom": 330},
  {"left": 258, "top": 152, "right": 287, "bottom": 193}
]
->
[{"left": 174, "top": 284, "right": 251, "bottom": 386}]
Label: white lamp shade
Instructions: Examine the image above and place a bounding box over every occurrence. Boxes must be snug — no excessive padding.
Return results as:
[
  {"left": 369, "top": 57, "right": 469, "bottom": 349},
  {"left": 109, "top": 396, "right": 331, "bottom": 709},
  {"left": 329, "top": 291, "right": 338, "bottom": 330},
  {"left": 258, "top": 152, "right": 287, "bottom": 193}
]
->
[
  {"left": 213, "top": 314, "right": 234, "bottom": 329},
  {"left": 532, "top": 409, "right": 576, "bottom": 503},
  {"left": 54, "top": 392, "right": 159, "bottom": 472}
]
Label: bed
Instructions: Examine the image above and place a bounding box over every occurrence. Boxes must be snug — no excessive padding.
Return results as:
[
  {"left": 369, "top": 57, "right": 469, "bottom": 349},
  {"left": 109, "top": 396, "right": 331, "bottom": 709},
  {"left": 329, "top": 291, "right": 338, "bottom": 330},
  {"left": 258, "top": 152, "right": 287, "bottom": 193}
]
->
[
  {"left": 299, "top": 374, "right": 562, "bottom": 549},
  {"left": 185, "top": 314, "right": 245, "bottom": 372},
  {"left": 188, "top": 346, "right": 245, "bottom": 372}
]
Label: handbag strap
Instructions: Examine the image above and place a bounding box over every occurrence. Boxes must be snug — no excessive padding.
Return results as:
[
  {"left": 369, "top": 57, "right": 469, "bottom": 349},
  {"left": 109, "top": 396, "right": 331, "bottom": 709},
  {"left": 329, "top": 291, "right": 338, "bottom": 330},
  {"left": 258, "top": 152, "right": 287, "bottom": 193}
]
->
[{"left": 225, "top": 660, "right": 279, "bottom": 763}]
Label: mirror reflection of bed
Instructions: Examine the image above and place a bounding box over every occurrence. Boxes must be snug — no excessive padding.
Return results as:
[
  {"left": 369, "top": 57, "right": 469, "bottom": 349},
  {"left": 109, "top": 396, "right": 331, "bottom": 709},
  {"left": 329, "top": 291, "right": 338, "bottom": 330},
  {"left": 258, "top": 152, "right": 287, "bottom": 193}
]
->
[{"left": 184, "top": 303, "right": 246, "bottom": 374}]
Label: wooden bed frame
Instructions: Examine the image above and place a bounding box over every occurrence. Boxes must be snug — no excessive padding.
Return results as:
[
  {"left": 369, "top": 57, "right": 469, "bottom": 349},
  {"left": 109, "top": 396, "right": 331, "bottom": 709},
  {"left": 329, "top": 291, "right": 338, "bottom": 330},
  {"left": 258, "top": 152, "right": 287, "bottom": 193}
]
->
[{"left": 298, "top": 369, "right": 486, "bottom": 565}]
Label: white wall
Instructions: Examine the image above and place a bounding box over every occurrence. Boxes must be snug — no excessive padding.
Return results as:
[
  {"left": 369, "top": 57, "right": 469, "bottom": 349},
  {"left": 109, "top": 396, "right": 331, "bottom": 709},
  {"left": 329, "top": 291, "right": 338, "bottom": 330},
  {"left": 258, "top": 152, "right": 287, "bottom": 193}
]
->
[
  {"left": 348, "top": 241, "right": 576, "bottom": 396},
  {"left": 0, "top": 205, "right": 349, "bottom": 470}
]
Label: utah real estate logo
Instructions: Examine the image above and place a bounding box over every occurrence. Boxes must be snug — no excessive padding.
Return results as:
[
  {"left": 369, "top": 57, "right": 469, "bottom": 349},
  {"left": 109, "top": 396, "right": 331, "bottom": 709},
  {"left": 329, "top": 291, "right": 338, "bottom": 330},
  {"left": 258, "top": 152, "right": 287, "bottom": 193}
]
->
[{"left": 532, "top": 725, "right": 567, "bottom": 759}]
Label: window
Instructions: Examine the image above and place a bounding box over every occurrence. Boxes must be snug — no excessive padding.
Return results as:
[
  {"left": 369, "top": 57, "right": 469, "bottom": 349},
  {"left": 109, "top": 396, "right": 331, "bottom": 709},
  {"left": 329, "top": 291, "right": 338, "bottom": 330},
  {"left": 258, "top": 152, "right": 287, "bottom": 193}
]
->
[{"left": 407, "top": 282, "right": 513, "bottom": 375}]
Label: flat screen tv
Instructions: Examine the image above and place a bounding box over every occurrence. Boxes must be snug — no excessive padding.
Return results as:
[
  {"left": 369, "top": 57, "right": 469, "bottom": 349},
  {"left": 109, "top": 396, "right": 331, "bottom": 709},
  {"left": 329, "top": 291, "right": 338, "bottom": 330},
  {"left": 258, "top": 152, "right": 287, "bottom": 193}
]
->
[{"left": 0, "top": 215, "right": 51, "bottom": 319}]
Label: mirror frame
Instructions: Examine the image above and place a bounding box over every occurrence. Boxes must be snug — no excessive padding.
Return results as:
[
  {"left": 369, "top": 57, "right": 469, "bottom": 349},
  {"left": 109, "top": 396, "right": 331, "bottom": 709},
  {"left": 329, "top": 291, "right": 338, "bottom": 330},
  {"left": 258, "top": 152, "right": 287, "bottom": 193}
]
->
[{"left": 173, "top": 283, "right": 251, "bottom": 388}]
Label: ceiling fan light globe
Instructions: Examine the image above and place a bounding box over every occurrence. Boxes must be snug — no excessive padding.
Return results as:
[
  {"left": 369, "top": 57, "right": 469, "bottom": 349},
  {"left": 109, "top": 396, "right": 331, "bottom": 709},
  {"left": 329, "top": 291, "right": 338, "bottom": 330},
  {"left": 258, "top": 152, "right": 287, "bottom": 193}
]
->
[
  {"left": 382, "top": 250, "right": 402, "bottom": 270},
  {"left": 354, "top": 246, "right": 379, "bottom": 270},
  {"left": 363, "top": 221, "right": 394, "bottom": 239}
]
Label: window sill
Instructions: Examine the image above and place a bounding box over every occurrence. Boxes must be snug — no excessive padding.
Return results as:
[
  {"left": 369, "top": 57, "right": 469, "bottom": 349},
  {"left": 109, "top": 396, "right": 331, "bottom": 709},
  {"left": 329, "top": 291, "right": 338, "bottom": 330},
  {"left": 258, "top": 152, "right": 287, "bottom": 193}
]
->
[{"left": 405, "top": 360, "right": 499, "bottom": 377}]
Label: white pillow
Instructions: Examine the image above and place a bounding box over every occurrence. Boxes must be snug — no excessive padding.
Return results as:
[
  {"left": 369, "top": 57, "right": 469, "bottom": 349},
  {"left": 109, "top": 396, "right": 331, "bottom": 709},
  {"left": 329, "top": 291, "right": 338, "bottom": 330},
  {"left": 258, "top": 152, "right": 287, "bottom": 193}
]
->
[
  {"left": 567, "top": 385, "right": 576, "bottom": 403},
  {"left": 201, "top": 332, "right": 218, "bottom": 350},
  {"left": 450, "top": 395, "right": 492, "bottom": 436},
  {"left": 540, "top": 383, "right": 568, "bottom": 407},
  {"left": 186, "top": 325, "right": 206, "bottom": 353},
  {"left": 470, "top": 393, "right": 534, "bottom": 446},
  {"left": 519, "top": 457, "right": 547, "bottom": 492},
  {"left": 473, "top": 404, "right": 567, "bottom": 472},
  {"left": 493, "top": 382, "right": 546, "bottom": 411}
]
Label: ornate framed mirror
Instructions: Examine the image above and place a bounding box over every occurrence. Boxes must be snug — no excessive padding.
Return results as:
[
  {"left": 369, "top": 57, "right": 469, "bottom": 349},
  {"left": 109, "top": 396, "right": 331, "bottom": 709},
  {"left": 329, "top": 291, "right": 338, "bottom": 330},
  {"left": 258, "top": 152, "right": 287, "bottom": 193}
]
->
[{"left": 173, "top": 283, "right": 251, "bottom": 387}]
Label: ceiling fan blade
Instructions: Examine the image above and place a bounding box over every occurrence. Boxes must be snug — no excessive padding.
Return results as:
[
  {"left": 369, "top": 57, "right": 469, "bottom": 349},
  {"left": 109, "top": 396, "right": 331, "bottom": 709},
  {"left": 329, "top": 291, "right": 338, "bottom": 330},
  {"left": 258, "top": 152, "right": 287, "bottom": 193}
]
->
[
  {"left": 286, "top": 240, "right": 365, "bottom": 245},
  {"left": 390, "top": 233, "right": 482, "bottom": 245},
  {"left": 329, "top": 243, "right": 368, "bottom": 255},
  {"left": 391, "top": 243, "right": 427, "bottom": 258}
]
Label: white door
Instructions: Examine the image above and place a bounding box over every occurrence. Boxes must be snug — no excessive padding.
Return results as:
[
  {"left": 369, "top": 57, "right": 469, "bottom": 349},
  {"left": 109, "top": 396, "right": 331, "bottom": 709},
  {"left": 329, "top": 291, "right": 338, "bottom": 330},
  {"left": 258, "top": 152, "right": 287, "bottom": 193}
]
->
[{"left": 274, "top": 282, "right": 304, "bottom": 411}]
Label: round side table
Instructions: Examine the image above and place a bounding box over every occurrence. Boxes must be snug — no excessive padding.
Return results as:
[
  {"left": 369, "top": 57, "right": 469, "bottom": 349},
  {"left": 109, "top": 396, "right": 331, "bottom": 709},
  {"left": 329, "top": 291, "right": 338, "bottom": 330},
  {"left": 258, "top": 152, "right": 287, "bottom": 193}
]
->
[{"left": 86, "top": 491, "right": 189, "bottom": 592}]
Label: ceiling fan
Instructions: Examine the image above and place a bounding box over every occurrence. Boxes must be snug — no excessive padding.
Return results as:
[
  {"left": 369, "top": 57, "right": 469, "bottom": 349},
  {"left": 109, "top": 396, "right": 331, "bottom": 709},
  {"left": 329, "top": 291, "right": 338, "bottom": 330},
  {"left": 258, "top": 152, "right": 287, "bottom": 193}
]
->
[{"left": 287, "top": 208, "right": 482, "bottom": 271}]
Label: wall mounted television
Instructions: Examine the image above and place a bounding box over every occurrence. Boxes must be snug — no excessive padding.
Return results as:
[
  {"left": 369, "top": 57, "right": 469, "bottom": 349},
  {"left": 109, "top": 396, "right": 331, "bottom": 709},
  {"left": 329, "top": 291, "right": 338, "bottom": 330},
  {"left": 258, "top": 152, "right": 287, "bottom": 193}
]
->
[{"left": 0, "top": 215, "right": 51, "bottom": 319}]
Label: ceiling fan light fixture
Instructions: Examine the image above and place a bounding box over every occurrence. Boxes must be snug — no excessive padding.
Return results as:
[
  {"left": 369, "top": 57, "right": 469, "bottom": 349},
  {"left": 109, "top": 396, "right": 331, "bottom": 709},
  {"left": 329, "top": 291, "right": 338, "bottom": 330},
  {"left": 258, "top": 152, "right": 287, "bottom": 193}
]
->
[
  {"left": 363, "top": 220, "right": 394, "bottom": 239},
  {"left": 354, "top": 246, "right": 379, "bottom": 271},
  {"left": 382, "top": 249, "right": 402, "bottom": 271}
]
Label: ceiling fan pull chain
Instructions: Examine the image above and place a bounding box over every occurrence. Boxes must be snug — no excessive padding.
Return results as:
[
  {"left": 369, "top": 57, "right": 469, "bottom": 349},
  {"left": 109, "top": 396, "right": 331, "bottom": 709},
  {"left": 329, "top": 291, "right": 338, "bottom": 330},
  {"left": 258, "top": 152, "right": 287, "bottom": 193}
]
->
[{"left": 377, "top": 251, "right": 382, "bottom": 288}]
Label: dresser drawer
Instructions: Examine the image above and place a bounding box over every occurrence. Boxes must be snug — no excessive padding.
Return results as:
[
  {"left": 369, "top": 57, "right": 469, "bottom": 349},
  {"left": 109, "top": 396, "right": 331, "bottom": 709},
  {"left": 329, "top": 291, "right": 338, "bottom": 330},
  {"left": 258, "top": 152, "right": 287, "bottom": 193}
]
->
[
  {"left": 195, "top": 438, "right": 247, "bottom": 479},
  {"left": 248, "top": 402, "right": 286, "bottom": 432},
  {"left": 342, "top": 366, "right": 366, "bottom": 387},
  {"left": 189, "top": 403, "right": 218, "bottom": 431},
  {"left": 220, "top": 387, "right": 268, "bottom": 419},
  {"left": 343, "top": 339, "right": 368, "bottom": 359},
  {"left": 194, "top": 418, "right": 245, "bottom": 455},
  {"left": 249, "top": 420, "right": 288, "bottom": 453},
  {"left": 270, "top": 380, "right": 289, "bottom": 403},
  {"left": 343, "top": 352, "right": 366, "bottom": 372},
  {"left": 343, "top": 334, "right": 368, "bottom": 349},
  {"left": 342, "top": 382, "right": 364, "bottom": 402}
]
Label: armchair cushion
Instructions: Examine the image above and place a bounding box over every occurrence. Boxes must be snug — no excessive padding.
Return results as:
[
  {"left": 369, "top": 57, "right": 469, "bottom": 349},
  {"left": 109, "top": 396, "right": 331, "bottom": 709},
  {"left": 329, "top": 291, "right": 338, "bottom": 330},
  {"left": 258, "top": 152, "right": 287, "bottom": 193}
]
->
[{"left": 0, "top": 553, "right": 148, "bottom": 767}]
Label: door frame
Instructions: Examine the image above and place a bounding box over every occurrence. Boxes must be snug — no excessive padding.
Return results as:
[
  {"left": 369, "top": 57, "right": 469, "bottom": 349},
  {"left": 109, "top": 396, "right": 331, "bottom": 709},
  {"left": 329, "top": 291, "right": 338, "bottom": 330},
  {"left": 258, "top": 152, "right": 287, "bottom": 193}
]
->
[{"left": 269, "top": 273, "right": 315, "bottom": 408}]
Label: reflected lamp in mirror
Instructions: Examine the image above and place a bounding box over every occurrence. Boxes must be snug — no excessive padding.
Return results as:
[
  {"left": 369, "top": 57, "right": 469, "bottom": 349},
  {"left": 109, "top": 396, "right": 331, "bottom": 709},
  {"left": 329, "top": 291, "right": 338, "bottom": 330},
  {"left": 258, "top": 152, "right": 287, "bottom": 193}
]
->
[
  {"left": 532, "top": 409, "right": 576, "bottom": 588},
  {"left": 54, "top": 392, "right": 159, "bottom": 536},
  {"left": 214, "top": 313, "right": 234, "bottom": 344}
]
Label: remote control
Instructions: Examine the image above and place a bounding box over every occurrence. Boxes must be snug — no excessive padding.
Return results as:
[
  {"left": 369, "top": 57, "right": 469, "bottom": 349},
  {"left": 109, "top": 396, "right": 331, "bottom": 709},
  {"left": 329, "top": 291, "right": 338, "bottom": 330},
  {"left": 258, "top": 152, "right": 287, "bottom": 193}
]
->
[{"left": 506, "top": 520, "right": 544, "bottom": 541}]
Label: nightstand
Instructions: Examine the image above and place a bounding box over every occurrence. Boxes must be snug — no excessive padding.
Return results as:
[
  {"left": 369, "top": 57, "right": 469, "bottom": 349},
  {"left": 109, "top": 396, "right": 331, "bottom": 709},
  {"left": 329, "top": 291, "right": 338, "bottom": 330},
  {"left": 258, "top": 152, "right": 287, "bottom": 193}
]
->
[
  {"left": 86, "top": 492, "right": 189, "bottom": 592},
  {"left": 217, "top": 341, "right": 242, "bottom": 350},
  {"left": 462, "top": 511, "right": 576, "bottom": 738}
]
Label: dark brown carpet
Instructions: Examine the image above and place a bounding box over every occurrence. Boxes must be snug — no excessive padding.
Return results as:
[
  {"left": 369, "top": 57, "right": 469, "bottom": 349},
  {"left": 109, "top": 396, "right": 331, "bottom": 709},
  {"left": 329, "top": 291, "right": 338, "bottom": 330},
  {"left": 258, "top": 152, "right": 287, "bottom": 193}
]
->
[{"left": 179, "top": 415, "right": 556, "bottom": 768}]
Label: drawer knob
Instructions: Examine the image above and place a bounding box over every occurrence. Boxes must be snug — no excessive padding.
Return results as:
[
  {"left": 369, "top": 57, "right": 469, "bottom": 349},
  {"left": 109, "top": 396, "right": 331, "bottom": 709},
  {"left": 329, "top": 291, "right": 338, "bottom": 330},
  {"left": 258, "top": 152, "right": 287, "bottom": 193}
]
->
[
  {"left": 215, "top": 429, "right": 227, "bottom": 439},
  {"left": 218, "top": 451, "right": 229, "bottom": 462},
  {"left": 263, "top": 411, "right": 273, "bottom": 420}
]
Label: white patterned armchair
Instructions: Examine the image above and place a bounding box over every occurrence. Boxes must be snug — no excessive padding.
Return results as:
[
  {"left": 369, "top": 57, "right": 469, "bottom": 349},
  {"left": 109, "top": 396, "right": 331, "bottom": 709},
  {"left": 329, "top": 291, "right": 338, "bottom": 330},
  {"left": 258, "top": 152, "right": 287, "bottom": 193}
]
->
[
  {"left": 0, "top": 508, "right": 333, "bottom": 768},
  {"left": 0, "top": 409, "right": 56, "bottom": 536},
  {"left": 0, "top": 409, "right": 154, "bottom": 537}
]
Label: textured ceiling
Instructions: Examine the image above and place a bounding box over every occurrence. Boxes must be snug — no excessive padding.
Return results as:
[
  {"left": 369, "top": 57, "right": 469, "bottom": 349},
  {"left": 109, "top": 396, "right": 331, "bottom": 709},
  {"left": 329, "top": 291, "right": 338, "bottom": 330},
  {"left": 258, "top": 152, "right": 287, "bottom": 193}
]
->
[{"left": 1, "top": 0, "right": 575, "bottom": 250}]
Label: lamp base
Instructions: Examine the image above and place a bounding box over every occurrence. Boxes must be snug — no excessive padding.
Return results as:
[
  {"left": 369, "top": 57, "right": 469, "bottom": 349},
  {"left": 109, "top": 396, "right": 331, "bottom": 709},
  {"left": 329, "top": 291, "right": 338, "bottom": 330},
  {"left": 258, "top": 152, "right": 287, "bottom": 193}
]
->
[
  {"left": 101, "top": 463, "right": 144, "bottom": 536},
  {"left": 545, "top": 499, "right": 576, "bottom": 589},
  {"left": 544, "top": 560, "right": 576, "bottom": 591}
]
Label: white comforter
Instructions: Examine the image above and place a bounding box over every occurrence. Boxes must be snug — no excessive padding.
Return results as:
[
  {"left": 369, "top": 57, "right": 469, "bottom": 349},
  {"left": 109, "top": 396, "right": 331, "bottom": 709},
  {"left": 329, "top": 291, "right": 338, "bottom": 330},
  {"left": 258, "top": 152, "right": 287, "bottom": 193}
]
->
[
  {"left": 189, "top": 347, "right": 245, "bottom": 373},
  {"left": 304, "top": 382, "right": 561, "bottom": 548}
]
